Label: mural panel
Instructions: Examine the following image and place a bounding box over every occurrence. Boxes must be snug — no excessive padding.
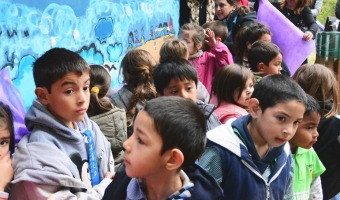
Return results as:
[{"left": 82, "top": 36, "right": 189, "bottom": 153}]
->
[{"left": 0, "top": 0, "right": 179, "bottom": 109}]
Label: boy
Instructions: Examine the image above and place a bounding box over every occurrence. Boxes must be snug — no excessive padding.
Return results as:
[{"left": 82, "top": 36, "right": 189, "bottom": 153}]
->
[
  {"left": 202, "top": 20, "right": 229, "bottom": 51},
  {"left": 198, "top": 74, "right": 307, "bottom": 199},
  {"left": 152, "top": 58, "right": 221, "bottom": 131},
  {"left": 289, "top": 94, "right": 325, "bottom": 199},
  {"left": 103, "top": 96, "right": 224, "bottom": 199},
  {"left": 247, "top": 41, "right": 283, "bottom": 82},
  {"left": 10, "top": 48, "right": 114, "bottom": 199}
]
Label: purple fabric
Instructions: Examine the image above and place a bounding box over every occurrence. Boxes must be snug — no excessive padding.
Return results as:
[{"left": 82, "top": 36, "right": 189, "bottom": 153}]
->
[
  {"left": 0, "top": 68, "right": 30, "bottom": 145},
  {"left": 257, "top": 0, "right": 315, "bottom": 75}
]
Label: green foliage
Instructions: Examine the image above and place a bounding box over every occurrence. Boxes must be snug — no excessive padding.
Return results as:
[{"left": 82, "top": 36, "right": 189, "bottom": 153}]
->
[{"left": 317, "top": 0, "right": 336, "bottom": 25}]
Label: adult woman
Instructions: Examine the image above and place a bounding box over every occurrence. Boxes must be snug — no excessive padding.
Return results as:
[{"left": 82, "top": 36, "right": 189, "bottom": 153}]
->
[
  {"left": 214, "top": 0, "right": 257, "bottom": 57},
  {"left": 273, "top": 0, "right": 318, "bottom": 41}
]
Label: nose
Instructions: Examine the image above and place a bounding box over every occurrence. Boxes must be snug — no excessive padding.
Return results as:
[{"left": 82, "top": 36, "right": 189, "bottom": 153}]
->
[
  {"left": 282, "top": 124, "right": 295, "bottom": 137},
  {"left": 78, "top": 90, "right": 87, "bottom": 104},
  {"left": 313, "top": 130, "right": 319, "bottom": 138},
  {"left": 179, "top": 90, "right": 189, "bottom": 99},
  {"left": 123, "top": 137, "right": 131, "bottom": 152}
]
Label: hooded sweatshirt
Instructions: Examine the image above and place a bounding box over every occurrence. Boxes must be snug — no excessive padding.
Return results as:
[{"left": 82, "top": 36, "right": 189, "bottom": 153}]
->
[
  {"left": 198, "top": 115, "right": 294, "bottom": 200},
  {"left": 10, "top": 100, "right": 114, "bottom": 200}
]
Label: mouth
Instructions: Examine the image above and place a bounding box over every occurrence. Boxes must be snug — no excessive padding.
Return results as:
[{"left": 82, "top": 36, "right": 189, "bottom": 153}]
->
[
  {"left": 76, "top": 108, "right": 87, "bottom": 114},
  {"left": 275, "top": 137, "right": 287, "bottom": 144}
]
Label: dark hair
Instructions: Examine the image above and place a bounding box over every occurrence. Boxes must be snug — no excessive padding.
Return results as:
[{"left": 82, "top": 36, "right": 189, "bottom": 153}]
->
[
  {"left": 0, "top": 102, "right": 15, "bottom": 155},
  {"left": 280, "top": 0, "right": 312, "bottom": 15},
  {"left": 120, "top": 49, "right": 157, "bottom": 125},
  {"left": 144, "top": 96, "right": 206, "bottom": 168},
  {"left": 293, "top": 63, "right": 338, "bottom": 118},
  {"left": 252, "top": 74, "right": 307, "bottom": 112},
  {"left": 153, "top": 58, "right": 198, "bottom": 95},
  {"left": 248, "top": 41, "right": 281, "bottom": 72},
  {"left": 87, "top": 64, "right": 113, "bottom": 117},
  {"left": 234, "top": 22, "right": 271, "bottom": 63},
  {"left": 33, "top": 48, "right": 90, "bottom": 93},
  {"left": 212, "top": 64, "right": 254, "bottom": 106},
  {"left": 304, "top": 94, "right": 322, "bottom": 117}
]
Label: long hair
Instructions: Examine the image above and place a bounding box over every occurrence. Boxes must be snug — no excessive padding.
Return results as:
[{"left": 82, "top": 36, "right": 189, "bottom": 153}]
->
[{"left": 280, "top": 0, "right": 312, "bottom": 15}]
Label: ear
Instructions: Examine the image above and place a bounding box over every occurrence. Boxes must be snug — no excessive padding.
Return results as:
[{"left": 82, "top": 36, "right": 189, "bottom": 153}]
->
[
  {"left": 248, "top": 98, "right": 261, "bottom": 118},
  {"left": 164, "top": 149, "right": 184, "bottom": 171},
  {"left": 246, "top": 41, "right": 252, "bottom": 49},
  {"left": 35, "top": 87, "right": 49, "bottom": 106},
  {"left": 216, "top": 37, "right": 222, "bottom": 42},
  {"left": 257, "top": 62, "right": 266, "bottom": 72}
]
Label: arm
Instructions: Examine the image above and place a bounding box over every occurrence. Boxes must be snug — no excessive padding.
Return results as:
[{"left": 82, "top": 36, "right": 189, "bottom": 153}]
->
[
  {"left": 309, "top": 176, "right": 323, "bottom": 200},
  {"left": 0, "top": 154, "right": 13, "bottom": 200},
  {"left": 210, "top": 39, "right": 234, "bottom": 70},
  {"left": 302, "top": 6, "right": 319, "bottom": 40},
  {"left": 197, "top": 146, "right": 223, "bottom": 184},
  {"left": 310, "top": 0, "right": 324, "bottom": 18},
  {"left": 283, "top": 156, "right": 294, "bottom": 200},
  {"left": 336, "top": 0, "right": 340, "bottom": 19}
]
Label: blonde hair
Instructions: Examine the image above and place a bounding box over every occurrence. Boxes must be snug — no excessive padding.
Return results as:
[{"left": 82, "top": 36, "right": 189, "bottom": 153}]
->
[
  {"left": 293, "top": 64, "right": 339, "bottom": 117},
  {"left": 159, "top": 39, "right": 189, "bottom": 63}
]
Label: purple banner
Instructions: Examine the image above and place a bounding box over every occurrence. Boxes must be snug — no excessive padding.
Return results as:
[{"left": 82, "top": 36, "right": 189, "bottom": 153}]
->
[
  {"left": 257, "top": 0, "right": 315, "bottom": 75},
  {"left": 0, "top": 68, "right": 29, "bottom": 146}
]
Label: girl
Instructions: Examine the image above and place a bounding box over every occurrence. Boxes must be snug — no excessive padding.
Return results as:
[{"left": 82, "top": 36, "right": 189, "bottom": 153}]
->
[
  {"left": 214, "top": 0, "right": 257, "bottom": 56},
  {"left": 87, "top": 64, "right": 127, "bottom": 167},
  {"left": 179, "top": 23, "right": 233, "bottom": 94},
  {"left": 0, "top": 102, "right": 15, "bottom": 200},
  {"left": 211, "top": 64, "right": 255, "bottom": 123},
  {"left": 247, "top": 41, "right": 283, "bottom": 82},
  {"left": 293, "top": 63, "right": 340, "bottom": 199},
  {"left": 110, "top": 49, "right": 157, "bottom": 137}
]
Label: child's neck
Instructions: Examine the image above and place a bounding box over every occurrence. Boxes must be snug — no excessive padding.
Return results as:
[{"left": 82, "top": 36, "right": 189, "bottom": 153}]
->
[
  {"left": 247, "top": 122, "right": 270, "bottom": 159},
  {"left": 189, "top": 50, "right": 203, "bottom": 59},
  {"left": 144, "top": 171, "right": 182, "bottom": 200}
]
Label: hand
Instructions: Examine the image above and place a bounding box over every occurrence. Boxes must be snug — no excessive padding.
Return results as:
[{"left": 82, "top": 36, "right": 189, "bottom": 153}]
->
[
  {"left": 0, "top": 154, "right": 13, "bottom": 191},
  {"left": 302, "top": 31, "right": 313, "bottom": 41},
  {"left": 205, "top": 28, "right": 217, "bottom": 47},
  {"left": 105, "top": 172, "right": 111, "bottom": 179}
]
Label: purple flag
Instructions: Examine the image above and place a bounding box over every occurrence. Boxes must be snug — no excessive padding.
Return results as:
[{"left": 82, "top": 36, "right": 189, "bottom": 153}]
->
[
  {"left": 0, "top": 68, "right": 30, "bottom": 146},
  {"left": 257, "top": 0, "right": 315, "bottom": 75}
]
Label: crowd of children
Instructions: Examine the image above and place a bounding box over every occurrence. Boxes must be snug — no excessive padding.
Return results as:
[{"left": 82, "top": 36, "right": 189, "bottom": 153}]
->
[{"left": 2, "top": 0, "right": 340, "bottom": 199}]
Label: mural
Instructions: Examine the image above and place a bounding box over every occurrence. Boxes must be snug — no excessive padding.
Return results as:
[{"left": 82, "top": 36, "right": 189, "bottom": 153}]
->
[{"left": 0, "top": 0, "right": 179, "bottom": 110}]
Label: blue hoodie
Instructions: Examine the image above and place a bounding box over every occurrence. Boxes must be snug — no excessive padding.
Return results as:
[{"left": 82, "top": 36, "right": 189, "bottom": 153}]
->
[{"left": 198, "top": 115, "right": 294, "bottom": 200}]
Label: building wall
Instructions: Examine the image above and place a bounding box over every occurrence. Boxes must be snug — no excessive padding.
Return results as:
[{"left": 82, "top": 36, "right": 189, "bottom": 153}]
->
[{"left": 0, "top": 0, "right": 179, "bottom": 109}]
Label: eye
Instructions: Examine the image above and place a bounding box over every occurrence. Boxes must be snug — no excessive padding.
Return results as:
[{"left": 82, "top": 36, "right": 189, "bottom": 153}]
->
[
  {"left": 0, "top": 140, "right": 9, "bottom": 146},
  {"left": 186, "top": 86, "right": 193, "bottom": 91},
  {"left": 277, "top": 116, "right": 285, "bottom": 122},
  {"left": 137, "top": 137, "right": 144, "bottom": 145},
  {"left": 170, "top": 90, "right": 178, "bottom": 94},
  {"left": 83, "top": 86, "right": 89, "bottom": 91},
  {"left": 65, "top": 89, "right": 74, "bottom": 95},
  {"left": 294, "top": 120, "right": 301, "bottom": 126}
]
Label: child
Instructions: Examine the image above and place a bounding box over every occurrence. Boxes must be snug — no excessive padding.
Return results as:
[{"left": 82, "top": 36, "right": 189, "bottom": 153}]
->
[
  {"left": 289, "top": 94, "right": 325, "bottom": 199},
  {"left": 202, "top": 20, "right": 229, "bottom": 51},
  {"left": 247, "top": 41, "right": 283, "bottom": 82},
  {"left": 10, "top": 48, "right": 114, "bottom": 199},
  {"left": 211, "top": 64, "right": 255, "bottom": 123},
  {"left": 179, "top": 22, "right": 233, "bottom": 93},
  {"left": 87, "top": 64, "right": 127, "bottom": 167},
  {"left": 153, "top": 58, "right": 221, "bottom": 131},
  {"left": 0, "top": 102, "right": 15, "bottom": 200},
  {"left": 159, "top": 39, "right": 210, "bottom": 103},
  {"left": 110, "top": 49, "right": 157, "bottom": 137},
  {"left": 293, "top": 63, "right": 340, "bottom": 199},
  {"left": 103, "top": 96, "right": 224, "bottom": 199},
  {"left": 198, "top": 74, "right": 307, "bottom": 199}
]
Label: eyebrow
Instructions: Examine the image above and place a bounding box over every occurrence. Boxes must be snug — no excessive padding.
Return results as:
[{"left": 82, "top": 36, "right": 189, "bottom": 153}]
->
[
  {"left": 0, "top": 136, "right": 10, "bottom": 140},
  {"left": 61, "top": 78, "right": 90, "bottom": 87}
]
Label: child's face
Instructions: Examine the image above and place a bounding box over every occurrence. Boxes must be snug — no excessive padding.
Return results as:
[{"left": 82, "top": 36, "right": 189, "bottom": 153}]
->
[
  {"left": 250, "top": 100, "right": 305, "bottom": 147},
  {"left": 290, "top": 112, "right": 320, "bottom": 150},
  {"left": 179, "top": 32, "right": 199, "bottom": 55},
  {"left": 163, "top": 78, "right": 197, "bottom": 102},
  {"left": 123, "top": 110, "right": 168, "bottom": 178},
  {"left": 39, "top": 72, "right": 90, "bottom": 129},
  {"left": 0, "top": 120, "right": 10, "bottom": 160},
  {"left": 233, "top": 77, "right": 254, "bottom": 107},
  {"left": 261, "top": 53, "right": 283, "bottom": 76}
]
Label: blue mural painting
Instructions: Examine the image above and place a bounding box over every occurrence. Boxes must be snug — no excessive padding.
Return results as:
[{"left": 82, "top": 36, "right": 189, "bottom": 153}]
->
[{"left": 0, "top": 0, "right": 179, "bottom": 110}]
